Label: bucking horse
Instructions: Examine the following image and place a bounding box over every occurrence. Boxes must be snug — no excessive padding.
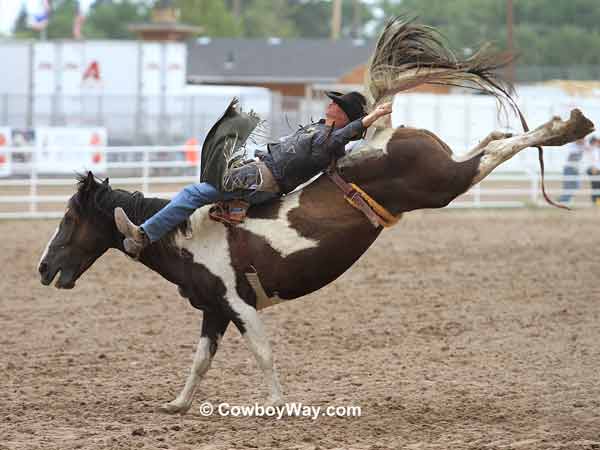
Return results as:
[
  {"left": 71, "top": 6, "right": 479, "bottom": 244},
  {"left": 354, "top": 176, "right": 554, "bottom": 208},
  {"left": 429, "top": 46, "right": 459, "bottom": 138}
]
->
[{"left": 38, "top": 18, "right": 594, "bottom": 414}]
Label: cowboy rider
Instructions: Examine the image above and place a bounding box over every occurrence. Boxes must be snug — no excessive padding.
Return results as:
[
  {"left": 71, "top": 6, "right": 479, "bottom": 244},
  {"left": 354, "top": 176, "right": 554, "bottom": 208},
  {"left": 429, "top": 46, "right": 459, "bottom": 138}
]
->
[{"left": 115, "top": 91, "right": 393, "bottom": 257}]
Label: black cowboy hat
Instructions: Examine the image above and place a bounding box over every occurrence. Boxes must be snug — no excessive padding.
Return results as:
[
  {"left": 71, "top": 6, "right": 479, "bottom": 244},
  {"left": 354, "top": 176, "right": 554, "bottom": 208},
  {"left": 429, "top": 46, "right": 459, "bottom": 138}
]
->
[{"left": 326, "top": 91, "right": 367, "bottom": 122}]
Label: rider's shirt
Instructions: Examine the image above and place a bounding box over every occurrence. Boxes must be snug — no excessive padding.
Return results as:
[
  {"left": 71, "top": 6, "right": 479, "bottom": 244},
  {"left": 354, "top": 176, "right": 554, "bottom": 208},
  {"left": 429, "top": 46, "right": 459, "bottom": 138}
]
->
[{"left": 256, "top": 118, "right": 365, "bottom": 194}]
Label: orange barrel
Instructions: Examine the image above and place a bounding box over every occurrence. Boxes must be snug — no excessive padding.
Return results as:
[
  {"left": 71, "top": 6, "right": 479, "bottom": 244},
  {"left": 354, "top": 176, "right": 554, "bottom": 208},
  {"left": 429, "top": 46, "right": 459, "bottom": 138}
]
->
[{"left": 185, "top": 137, "right": 199, "bottom": 165}]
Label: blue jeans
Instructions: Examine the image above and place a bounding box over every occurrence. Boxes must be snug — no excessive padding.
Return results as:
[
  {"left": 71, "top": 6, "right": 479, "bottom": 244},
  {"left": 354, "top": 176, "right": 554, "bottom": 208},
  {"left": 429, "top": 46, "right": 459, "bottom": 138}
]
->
[
  {"left": 559, "top": 165, "right": 580, "bottom": 203},
  {"left": 141, "top": 183, "right": 278, "bottom": 242}
]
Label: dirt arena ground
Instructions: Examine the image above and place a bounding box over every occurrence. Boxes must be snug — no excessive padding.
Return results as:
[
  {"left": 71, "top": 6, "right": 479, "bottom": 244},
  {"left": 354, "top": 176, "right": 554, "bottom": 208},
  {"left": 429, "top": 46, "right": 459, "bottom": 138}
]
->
[{"left": 2, "top": 209, "right": 599, "bottom": 450}]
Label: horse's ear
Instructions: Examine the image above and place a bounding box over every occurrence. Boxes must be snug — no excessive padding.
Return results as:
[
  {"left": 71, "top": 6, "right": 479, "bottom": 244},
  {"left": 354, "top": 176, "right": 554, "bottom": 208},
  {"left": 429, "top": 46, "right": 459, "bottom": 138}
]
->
[
  {"left": 83, "top": 171, "right": 97, "bottom": 191},
  {"left": 102, "top": 177, "right": 109, "bottom": 186}
]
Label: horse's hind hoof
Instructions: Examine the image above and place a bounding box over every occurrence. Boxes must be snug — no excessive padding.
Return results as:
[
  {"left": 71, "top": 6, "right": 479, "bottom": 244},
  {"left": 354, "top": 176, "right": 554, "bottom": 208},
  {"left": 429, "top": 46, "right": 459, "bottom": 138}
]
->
[
  {"left": 569, "top": 108, "right": 595, "bottom": 138},
  {"left": 539, "top": 109, "right": 595, "bottom": 147},
  {"left": 159, "top": 400, "right": 192, "bottom": 415}
]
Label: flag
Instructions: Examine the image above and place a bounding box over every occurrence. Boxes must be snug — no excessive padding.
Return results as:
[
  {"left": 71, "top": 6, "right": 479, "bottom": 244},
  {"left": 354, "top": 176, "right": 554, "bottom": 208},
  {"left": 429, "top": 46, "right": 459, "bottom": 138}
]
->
[
  {"left": 73, "top": 1, "right": 85, "bottom": 39},
  {"left": 27, "top": 0, "right": 52, "bottom": 31}
]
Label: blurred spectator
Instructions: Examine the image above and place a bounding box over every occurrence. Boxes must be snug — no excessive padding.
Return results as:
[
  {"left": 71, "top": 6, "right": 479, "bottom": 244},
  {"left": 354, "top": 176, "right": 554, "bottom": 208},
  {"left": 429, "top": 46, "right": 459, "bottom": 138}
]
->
[
  {"left": 585, "top": 136, "right": 600, "bottom": 205},
  {"left": 559, "top": 138, "right": 588, "bottom": 203}
]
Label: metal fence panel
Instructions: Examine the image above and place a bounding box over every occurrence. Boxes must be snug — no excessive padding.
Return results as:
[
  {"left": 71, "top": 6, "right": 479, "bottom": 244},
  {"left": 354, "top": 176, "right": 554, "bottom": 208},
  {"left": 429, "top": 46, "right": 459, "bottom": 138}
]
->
[{"left": 0, "top": 145, "right": 599, "bottom": 219}]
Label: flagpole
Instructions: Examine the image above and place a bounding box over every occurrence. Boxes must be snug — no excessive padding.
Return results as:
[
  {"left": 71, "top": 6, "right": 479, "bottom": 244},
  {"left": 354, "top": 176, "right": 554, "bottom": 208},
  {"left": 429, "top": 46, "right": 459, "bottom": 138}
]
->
[{"left": 41, "top": 0, "right": 51, "bottom": 41}]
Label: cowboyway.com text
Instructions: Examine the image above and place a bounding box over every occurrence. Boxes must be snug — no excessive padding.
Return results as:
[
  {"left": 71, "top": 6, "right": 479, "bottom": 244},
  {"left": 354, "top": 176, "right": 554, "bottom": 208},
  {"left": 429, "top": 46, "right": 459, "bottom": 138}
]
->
[{"left": 198, "top": 401, "right": 362, "bottom": 420}]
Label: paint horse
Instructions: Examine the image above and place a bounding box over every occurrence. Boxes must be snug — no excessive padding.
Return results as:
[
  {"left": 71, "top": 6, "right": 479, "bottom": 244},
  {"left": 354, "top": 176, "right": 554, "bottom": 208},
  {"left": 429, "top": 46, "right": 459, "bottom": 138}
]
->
[{"left": 38, "top": 109, "right": 594, "bottom": 414}]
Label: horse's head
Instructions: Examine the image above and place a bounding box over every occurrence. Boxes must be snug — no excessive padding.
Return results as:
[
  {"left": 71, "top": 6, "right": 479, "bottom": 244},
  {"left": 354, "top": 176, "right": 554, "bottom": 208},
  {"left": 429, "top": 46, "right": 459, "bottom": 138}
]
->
[{"left": 38, "top": 172, "right": 117, "bottom": 289}]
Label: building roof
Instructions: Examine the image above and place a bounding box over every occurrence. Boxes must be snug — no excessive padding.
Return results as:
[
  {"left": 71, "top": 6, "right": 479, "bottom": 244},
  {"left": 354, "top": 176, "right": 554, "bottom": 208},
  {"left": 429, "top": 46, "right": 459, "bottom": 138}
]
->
[
  {"left": 542, "top": 80, "right": 600, "bottom": 97},
  {"left": 187, "top": 37, "right": 375, "bottom": 84},
  {"left": 129, "top": 23, "right": 203, "bottom": 34}
]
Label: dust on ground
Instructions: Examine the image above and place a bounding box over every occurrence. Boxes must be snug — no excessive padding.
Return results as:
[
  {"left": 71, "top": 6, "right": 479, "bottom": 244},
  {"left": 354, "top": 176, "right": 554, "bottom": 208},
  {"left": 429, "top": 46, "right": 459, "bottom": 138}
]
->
[{"left": 2, "top": 209, "right": 599, "bottom": 450}]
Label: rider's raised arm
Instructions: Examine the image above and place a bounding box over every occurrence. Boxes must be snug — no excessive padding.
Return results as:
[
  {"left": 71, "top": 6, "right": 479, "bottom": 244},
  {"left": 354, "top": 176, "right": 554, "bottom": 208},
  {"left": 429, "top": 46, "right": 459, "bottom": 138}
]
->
[
  {"left": 328, "top": 119, "right": 366, "bottom": 147},
  {"left": 310, "top": 119, "right": 365, "bottom": 159},
  {"left": 326, "top": 102, "right": 394, "bottom": 156}
]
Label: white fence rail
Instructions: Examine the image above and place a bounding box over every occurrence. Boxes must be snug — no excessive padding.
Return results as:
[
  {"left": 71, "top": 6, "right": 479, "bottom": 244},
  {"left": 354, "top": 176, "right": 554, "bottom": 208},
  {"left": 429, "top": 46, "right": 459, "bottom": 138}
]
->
[
  {"left": 0, "top": 146, "right": 599, "bottom": 219},
  {"left": 0, "top": 146, "right": 200, "bottom": 219}
]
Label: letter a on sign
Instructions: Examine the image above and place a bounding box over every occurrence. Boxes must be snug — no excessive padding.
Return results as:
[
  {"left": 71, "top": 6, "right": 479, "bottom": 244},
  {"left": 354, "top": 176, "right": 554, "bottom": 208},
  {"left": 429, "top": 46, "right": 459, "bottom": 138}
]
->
[{"left": 83, "top": 61, "right": 101, "bottom": 81}]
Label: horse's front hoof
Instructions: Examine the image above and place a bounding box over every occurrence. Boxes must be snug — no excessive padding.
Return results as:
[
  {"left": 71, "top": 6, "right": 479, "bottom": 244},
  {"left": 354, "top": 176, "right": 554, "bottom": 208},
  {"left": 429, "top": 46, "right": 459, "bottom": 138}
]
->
[
  {"left": 159, "top": 400, "right": 192, "bottom": 415},
  {"left": 265, "top": 396, "right": 284, "bottom": 408}
]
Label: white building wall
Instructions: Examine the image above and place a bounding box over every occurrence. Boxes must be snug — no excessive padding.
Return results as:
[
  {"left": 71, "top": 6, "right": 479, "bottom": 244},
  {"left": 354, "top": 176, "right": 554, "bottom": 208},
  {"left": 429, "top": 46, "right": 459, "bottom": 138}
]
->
[{"left": 393, "top": 93, "right": 600, "bottom": 172}]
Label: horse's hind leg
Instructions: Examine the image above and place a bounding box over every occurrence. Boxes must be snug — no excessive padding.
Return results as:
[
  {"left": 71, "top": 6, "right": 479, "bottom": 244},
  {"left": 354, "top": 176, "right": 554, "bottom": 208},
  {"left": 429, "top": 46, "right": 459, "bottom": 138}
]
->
[
  {"left": 160, "top": 311, "right": 229, "bottom": 414},
  {"left": 456, "top": 131, "right": 513, "bottom": 162},
  {"left": 227, "top": 296, "right": 283, "bottom": 405},
  {"left": 471, "top": 109, "right": 594, "bottom": 186}
]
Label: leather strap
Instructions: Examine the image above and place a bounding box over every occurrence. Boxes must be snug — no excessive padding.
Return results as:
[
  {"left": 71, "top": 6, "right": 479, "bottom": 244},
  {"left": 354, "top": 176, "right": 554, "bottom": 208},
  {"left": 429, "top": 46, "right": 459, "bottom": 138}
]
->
[
  {"left": 326, "top": 167, "right": 399, "bottom": 229},
  {"left": 346, "top": 182, "right": 401, "bottom": 227},
  {"left": 208, "top": 200, "right": 249, "bottom": 226}
]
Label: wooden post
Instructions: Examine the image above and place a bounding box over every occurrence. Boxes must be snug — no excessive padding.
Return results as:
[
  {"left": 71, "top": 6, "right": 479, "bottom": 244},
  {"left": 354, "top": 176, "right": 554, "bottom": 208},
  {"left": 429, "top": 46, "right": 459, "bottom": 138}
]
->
[
  {"left": 352, "top": 0, "right": 361, "bottom": 38},
  {"left": 232, "top": 0, "right": 241, "bottom": 18},
  {"left": 330, "top": 0, "right": 342, "bottom": 40},
  {"left": 506, "top": 0, "right": 515, "bottom": 84}
]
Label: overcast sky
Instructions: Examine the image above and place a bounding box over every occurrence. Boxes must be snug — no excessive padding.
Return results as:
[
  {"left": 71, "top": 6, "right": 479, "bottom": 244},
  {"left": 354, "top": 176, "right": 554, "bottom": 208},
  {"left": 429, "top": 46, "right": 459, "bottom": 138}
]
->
[{"left": 0, "top": 0, "right": 95, "bottom": 35}]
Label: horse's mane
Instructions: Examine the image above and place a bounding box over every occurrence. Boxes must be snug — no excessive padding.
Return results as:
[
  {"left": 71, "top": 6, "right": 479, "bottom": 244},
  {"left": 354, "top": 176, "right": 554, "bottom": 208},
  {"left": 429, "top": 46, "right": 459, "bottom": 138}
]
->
[{"left": 74, "top": 173, "right": 189, "bottom": 248}]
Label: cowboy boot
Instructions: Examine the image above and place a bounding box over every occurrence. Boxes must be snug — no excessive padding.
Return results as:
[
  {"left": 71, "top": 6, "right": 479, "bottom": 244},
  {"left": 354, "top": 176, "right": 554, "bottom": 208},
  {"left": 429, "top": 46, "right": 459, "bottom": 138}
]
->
[{"left": 114, "top": 207, "right": 149, "bottom": 257}]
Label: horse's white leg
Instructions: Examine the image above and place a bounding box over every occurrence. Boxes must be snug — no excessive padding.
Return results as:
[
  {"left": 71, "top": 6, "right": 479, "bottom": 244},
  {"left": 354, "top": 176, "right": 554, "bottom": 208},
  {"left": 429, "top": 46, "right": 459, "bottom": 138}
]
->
[
  {"left": 471, "top": 109, "right": 594, "bottom": 185},
  {"left": 160, "top": 311, "right": 229, "bottom": 415},
  {"left": 228, "top": 296, "right": 283, "bottom": 405},
  {"left": 455, "top": 131, "right": 513, "bottom": 162}
]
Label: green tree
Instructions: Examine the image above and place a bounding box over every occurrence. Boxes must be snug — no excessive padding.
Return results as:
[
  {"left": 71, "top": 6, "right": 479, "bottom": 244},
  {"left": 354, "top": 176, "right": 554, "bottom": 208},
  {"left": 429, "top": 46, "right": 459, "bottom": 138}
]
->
[
  {"left": 285, "top": 0, "right": 329, "bottom": 38},
  {"left": 13, "top": 0, "right": 94, "bottom": 40},
  {"left": 13, "top": 6, "right": 36, "bottom": 39},
  {"left": 377, "top": 0, "right": 600, "bottom": 66},
  {"left": 285, "top": 0, "right": 374, "bottom": 39},
  {"left": 46, "top": 0, "right": 79, "bottom": 39},
  {"left": 378, "top": 0, "right": 505, "bottom": 51},
  {"left": 241, "top": 0, "right": 296, "bottom": 38},
  {"left": 515, "top": 0, "right": 600, "bottom": 31},
  {"left": 340, "top": 0, "right": 375, "bottom": 38},
  {"left": 12, "top": 0, "right": 77, "bottom": 39},
  {"left": 175, "top": 0, "right": 242, "bottom": 37},
  {"left": 84, "top": 1, "right": 150, "bottom": 39},
  {"left": 228, "top": 0, "right": 375, "bottom": 39}
]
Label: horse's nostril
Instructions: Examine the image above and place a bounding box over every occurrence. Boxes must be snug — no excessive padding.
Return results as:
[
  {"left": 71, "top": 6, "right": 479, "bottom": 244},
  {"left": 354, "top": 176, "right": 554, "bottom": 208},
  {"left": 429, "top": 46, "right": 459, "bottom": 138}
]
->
[{"left": 39, "top": 262, "right": 48, "bottom": 275}]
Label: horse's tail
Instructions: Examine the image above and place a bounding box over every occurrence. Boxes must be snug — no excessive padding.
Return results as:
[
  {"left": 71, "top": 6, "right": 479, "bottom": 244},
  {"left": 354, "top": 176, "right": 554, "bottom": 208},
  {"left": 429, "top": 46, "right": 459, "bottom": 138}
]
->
[
  {"left": 365, "top": 16, "right": 568, "bottom": 210},
  {"left": 365, "top": 16, "right": 516, "bottom": 113}
]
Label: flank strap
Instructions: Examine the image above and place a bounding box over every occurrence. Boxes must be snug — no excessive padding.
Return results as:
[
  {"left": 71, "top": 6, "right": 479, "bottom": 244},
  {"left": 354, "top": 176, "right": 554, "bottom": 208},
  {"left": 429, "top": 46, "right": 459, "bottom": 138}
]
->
[{"left": 326, "top": 168, "right": 401, "bottom": 229}]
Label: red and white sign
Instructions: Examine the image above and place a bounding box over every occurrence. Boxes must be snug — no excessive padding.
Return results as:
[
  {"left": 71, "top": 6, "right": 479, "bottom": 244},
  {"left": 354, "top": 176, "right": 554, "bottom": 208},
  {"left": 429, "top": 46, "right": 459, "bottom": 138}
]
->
[
  {"left": 0, "top": 128, "right": 11, "bottom": 177},
  {"left": 83, "top": 61, "right": 101, "bottom": 82},
  {"left": 35, "top": 127, "right": 107, "bottom": 174}
]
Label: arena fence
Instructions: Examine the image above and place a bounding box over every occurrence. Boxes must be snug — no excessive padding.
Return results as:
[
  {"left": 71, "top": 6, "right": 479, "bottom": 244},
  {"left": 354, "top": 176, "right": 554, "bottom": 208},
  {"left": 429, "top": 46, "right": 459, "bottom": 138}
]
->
[{"left": 0, "top": 146, "right": 598, "bottom": 219}]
